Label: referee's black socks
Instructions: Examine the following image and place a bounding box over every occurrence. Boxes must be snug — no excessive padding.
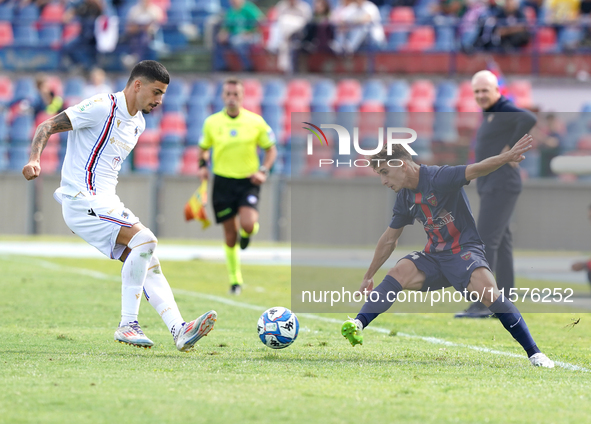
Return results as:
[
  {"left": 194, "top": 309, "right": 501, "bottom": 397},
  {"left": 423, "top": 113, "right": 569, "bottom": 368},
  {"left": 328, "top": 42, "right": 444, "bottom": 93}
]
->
[{"left": 488, "top": 295, "right": 541, "bottom": 358}]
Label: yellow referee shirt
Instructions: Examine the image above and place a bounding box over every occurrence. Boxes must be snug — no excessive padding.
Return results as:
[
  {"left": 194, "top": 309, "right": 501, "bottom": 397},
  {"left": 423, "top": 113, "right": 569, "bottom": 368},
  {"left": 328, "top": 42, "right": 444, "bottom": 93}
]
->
[{"left": 200, "top": 108, "right": 276, "bottom": 179}]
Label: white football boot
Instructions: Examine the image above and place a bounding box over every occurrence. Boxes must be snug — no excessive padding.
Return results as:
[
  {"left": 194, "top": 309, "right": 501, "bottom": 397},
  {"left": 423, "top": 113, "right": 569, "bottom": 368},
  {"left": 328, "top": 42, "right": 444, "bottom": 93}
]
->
[
  {"left": 114, "top": 321, "right": 154, "bottom": 348},
  {"left": 529, "top": 353, "right": 555, "bottom": 368},
  {"left": 175, "top": 310, "right": 217, "bottom": 352}
]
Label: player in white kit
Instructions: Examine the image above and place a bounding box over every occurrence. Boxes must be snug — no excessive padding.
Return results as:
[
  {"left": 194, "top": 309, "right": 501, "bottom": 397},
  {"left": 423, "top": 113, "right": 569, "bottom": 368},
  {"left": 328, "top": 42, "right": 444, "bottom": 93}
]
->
[{"left": 22, "top": 61, "right": 216, "bottom": 351}]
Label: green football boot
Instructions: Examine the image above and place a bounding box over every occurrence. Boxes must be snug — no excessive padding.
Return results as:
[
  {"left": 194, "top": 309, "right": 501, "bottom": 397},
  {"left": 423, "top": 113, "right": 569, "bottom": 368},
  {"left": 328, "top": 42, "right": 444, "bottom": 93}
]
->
[{"left": 341, "top": 319, "right": 363, "bottom": 346}]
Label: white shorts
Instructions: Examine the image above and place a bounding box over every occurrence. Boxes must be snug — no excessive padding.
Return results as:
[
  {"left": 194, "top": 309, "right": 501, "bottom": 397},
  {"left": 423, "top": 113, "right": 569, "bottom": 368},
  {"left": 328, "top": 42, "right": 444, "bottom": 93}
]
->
[{"left": 58, "top": 191, "right": 140, "bottom": 260}]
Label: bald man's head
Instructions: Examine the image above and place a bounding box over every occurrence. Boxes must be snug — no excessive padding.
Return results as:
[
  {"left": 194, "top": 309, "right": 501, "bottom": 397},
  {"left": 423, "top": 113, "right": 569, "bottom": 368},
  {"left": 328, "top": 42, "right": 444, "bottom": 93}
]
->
[{"left": 471, "top": 70, "right": 501, "bottom": 110}]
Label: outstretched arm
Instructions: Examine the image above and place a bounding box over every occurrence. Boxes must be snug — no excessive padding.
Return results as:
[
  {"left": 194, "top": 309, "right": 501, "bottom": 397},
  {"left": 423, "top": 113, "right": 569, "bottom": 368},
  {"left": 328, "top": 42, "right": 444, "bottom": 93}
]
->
[
  {"left": 465, "top": 133, "right": 533, "bottom": 182},
  {"left": 359, "top": 226, "right": 404, "bottom": 293},
  {"left": 22, "top": 112, "right": 72, "bottom": 181}
]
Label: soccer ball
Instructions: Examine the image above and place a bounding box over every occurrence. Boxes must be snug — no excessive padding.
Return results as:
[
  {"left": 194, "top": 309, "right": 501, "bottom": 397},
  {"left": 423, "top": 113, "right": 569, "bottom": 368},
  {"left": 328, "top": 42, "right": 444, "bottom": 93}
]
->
[{"left": 257, "top": 307, "right": 299, "bottom": 349}]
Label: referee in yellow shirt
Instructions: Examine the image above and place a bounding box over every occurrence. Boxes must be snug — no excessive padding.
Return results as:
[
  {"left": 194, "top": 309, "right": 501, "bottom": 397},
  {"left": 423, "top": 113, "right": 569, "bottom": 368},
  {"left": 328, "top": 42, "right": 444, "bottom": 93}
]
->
[{"left": 197, "top": 77, "right": 277, "bottom": 295}]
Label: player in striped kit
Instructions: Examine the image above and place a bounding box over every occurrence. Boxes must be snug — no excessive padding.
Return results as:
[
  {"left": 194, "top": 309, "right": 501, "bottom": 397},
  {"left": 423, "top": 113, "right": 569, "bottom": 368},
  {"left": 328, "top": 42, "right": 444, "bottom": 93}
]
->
[{"left": 22, "top": 61, "right": 216, "bottom": 351}]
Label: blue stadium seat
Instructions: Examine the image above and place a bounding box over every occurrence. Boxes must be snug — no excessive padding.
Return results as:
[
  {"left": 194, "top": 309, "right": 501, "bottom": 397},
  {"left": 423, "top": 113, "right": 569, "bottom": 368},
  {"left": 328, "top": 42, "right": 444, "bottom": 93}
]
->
[
  {"left": 8, "top": 144, "right": 29, "bottom": 171},
  {"left": 10, "top": 114, "right": 34, "bottom": 143},
  {"left": 13, "top": 78, "right": 37, "bottom": 103},
  {"left": 262, "top": 80, "right": 286, "bottom": 106},
  {"left": 115, "top": 77, "right": 128, "bottom": 92},
  {"left": 558, "top": 26, "right": 583, "bottom": 51},
  {"left": 186, "top": 103, "right": 210, "bottom": 145},
  {"left": 433, "top": 111, "right": 458, "bottom": 143},
  {"left": 162, "top": 98, "right": 186, "bottom": 113},
  {"left": 161, "top": 133, "right": 184, "bottom": 147},
  {"left": 188, "top": 79, "right": 213, "bottom": 105},
  {"left": 64, "top": 77, "right": 85, "bottom": 98},
  {"left": 387, "top": 31, "right": 408, "bottom": 51},
  {"left": 159, "top": 144, "right": 183, "bottom": 174},
  {"left": 0, "top": 142, "right": 8, "bottom": 171},
  {"left": 162, "top": 26, "right": 188, "bottom": 49},
  {"left": 166, "top": 80, "right": 189, "bottom": 102},
  {"left": 167, "top": 3, "right": 192, "bottom": 25},
  {"left": 434, "top": 81, "right": 458, "bottom": 110},
  {"left": 0, "top": 111, "right": 8, "bottom": 142},
  {"left": 144, "top": 112, "right": 162, "bottom": 130},
  {"left": 39, "top": 25, "right": 62, "bottom": 47},
  {"left": 13, "top": 24, "right": 39, "bottom": 47},
  {"left": 385, "top": 81, "right": 410, "bottom": 108},
  {"left": 262, "top": 105, "right": 284, "bottom": 141},
  {"left": 435, "top": 25, "right": 455, "bottom": 52},
  {"left": 0, "top": 3, "right": 14, "bottom": 21},
  {"left": 311, "top": 79, "right": 336, "bottom": 111},
  {"left": 362, "top": 79, "right": 386, "bottom": 103},
  {"left": 14, "top": 4, "right": 39, "bottom": 25}
]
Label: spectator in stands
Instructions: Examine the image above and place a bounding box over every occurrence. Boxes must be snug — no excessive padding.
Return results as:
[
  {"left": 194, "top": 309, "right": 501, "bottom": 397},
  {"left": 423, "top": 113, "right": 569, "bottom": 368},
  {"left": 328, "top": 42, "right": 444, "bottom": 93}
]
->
[
  {"left": 266, "top": 0, "right": 312, "bottom": 73},
  {"left": 83, "top": 67, "right": 113, "bottom": 98},
  {"left": 33, "top": 74, "right": 63, "bottom": 116},
  {"left": 433, "top": 0, "right": 469, "bottom": 25},
  {"left": 298, "top": 0, "right": 335, "bottom": 70},
  {"left": 536, "top": 113, "right": 563, "bottom": 177},
  {"left": 62, "top": 0, "right": 103, "bottom": 71},
  {"left": 120, "top": 0, "right": 164, "bottom": 69},
  {"left": 331, "top": 0, "right": 385, "bottom": 54},
  {"left": 473, "top": 0, "right": 530, "bottom": 52},
  {"left": 522, "top": 0, "right": 544, "bottom": 21},
  {"left": 213, "top": 0, "right": 264, "bottom": 72}
]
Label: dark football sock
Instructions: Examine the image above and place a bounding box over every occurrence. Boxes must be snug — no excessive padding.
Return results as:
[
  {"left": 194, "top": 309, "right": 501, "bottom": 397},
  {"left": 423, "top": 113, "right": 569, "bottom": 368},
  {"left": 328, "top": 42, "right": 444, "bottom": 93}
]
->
[
  {"left": 356, "top": 275, "right": 403, "bottom": 328},
  {"left": 488, "top": 295, "right": 540, "bottom": 358}
]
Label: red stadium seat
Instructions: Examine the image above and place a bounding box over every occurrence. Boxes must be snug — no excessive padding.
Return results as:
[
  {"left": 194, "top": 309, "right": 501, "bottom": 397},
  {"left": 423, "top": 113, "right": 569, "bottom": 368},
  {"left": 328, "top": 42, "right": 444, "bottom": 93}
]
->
[
  {"left": 390, "top": 7, "right": 414, "bottom": 24},
  {"left": 242, "top": 79, "right": 262, "bottom": 103},
  {"left": 40, "top": 2, "right": 64, "bottom": 23},
  {"left": 359, "top": 101, "right": 385, "bottom": 138},
  {"left": 405, "top": 26, "right": 435, "bottom": 51},
  {"left": 138, "top": 129, "right": 161, "bottom": 146},
  {"left": 509, "top": 80, "right": 532, "bottom": 108},
  {"left": 336, "top": 79, "right": 362, "bottom": 105},
  {"left": 40, "top": 143, "right": 60, "bottom": 173},
  {"left": 287, "top": 79, "right": 312, "bottom": 102},
  {"left": 181, "top": 146, "right": 199, "bottom": 175},
  {"left": 0, "top": 75, "right": 13, "bottom": 104},
  {"left": 0, "top": 22, "right": 13, "bottom": 47},
  {"left": 458, "top": 80, "right": 473, "bottom": 101},
  {"left": 134, "top": 144, "right": 159, "bottom": 172},
  {"left": 410, "top": 80, "right": 435, "bottom": 103},
  {"left": 577, "top": 135, "right": 591, "bottom": 151},
  {"left": 536, "top": 27, "right": 557, "bottom": 52},
  {"left": 242, "top": 98, "right": 261, "bottom": 115},
  {"left": 160, "top": 112, "right": 187, "bottom": 136}
]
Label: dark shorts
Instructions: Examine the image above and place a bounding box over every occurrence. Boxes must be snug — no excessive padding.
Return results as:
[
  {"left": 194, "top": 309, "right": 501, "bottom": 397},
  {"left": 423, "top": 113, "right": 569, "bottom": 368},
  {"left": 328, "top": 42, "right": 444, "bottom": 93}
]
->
[
  {"left": 400, "top": 246, "right": 491, "bottom": 293},
  {"left": 212, "top": 174, "right": 260, "bottom": 223}
]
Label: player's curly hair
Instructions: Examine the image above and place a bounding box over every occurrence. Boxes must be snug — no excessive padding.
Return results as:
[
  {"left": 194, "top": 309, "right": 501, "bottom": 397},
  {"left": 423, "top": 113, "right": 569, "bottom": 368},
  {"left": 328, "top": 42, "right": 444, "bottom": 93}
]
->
[
  {"left": 369, "top": 144, "right": 414, "bottom": 169},
  {"left": 127, "top": 60, "right": 170, "bottom": 86}
]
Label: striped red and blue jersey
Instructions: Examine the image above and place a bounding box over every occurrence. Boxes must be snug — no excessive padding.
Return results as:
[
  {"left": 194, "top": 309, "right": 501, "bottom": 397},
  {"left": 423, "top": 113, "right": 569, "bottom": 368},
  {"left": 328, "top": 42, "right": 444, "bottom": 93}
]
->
[{"left": 389, "top": 165, "right": 484, "bottom": 254}]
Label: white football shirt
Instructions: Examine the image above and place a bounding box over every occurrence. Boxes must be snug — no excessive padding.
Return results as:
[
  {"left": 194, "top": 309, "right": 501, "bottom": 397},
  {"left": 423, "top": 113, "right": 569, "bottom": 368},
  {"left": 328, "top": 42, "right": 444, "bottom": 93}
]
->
[{"left": 60, "top": 91, "right": 145, "bottom": 197}]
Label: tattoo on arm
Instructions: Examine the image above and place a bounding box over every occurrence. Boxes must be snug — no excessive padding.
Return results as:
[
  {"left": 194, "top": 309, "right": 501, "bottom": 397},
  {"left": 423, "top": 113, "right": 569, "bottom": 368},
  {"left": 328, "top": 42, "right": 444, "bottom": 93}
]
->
[{"left": 30, "top": 112, "right": 73, "bottom": 159}]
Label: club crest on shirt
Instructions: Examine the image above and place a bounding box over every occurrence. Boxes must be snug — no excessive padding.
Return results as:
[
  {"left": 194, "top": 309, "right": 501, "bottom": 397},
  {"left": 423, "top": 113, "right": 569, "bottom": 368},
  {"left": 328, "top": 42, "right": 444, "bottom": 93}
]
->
[
  {"left": 134, "top": 126, "right": 139, "bottom": 137},
  {"left": 461, "top": 252, "right": 472, "bottom": 261},
  {"left": 230, "top": 129, "right": 237, "bottom": 137},
  {"left": 426, "top": 193, "right": 438, "bottom": 206},
  {"left": 112, "top": 156, "right": 122, "bottom": 170},
  {"left": 117, "top": 119, "right": 121, "bottom": 128}
]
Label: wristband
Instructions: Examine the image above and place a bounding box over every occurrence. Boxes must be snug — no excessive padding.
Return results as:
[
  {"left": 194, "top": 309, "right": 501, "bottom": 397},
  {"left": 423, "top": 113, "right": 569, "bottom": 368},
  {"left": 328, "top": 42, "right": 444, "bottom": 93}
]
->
[
  {"left": 199, "top": 159, "right": 208, "bottom": 168},
  {"left": 259, "top": 165, "right": 268, "bottom": 175}
]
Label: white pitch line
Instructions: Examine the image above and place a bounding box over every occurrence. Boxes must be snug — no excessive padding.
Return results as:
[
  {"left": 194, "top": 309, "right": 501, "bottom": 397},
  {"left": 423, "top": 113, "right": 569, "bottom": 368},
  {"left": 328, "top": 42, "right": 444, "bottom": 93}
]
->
[{"left": 5, "top": 256, "right": 588, "bottom": 372}]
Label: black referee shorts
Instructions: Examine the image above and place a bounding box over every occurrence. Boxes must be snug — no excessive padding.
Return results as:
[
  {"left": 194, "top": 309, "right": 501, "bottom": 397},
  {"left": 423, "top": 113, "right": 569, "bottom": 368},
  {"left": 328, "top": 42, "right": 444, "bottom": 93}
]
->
[{"left": 212, "top": 174, "right": 260, "bottom": 223}]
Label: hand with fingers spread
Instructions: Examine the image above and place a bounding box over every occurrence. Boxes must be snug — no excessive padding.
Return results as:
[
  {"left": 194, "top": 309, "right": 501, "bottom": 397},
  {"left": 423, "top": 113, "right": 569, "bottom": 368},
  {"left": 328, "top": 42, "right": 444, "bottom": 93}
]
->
[{"left": 504, "top": 133, "right": 534, "bottom": 165}]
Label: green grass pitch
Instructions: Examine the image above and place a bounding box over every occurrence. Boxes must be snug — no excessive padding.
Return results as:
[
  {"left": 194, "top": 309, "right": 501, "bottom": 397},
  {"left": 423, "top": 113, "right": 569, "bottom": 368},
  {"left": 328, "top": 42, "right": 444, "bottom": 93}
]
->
[{"left": 1, "top": 253, "right": 591, "bottom": 424}]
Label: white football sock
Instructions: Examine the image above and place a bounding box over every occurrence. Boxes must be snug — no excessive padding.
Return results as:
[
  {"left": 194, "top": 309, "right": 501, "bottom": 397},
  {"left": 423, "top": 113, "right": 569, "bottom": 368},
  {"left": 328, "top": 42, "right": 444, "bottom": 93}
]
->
[
  {"left": 143, "top": 254, "right": 185, "bottom": 338},
  {"left": 120, "top": 228, "right": 157, "bottom": 326}
]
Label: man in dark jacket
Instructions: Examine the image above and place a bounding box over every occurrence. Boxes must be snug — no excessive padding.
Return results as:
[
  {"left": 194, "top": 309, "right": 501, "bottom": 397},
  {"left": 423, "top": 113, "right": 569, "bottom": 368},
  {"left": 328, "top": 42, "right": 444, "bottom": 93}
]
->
[{"left": 455, "top": 70, "right": 537, "bottom": 318}]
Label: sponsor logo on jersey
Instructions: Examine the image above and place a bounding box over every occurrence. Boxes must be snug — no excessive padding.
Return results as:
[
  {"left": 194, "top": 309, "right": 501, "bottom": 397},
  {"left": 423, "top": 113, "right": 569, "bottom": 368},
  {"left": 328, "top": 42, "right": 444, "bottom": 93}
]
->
[
  {"left": 109, "top": 137, "right": 132, "bottom": 152},
  {"left": 77, "top": 99, "right": 93, "bottom": 112},
  {"left": 461, "top": 252, "right": 472, "bottom": 261},
  {"left": 426, "top": 193, "right": 437, "bottom": 206}
]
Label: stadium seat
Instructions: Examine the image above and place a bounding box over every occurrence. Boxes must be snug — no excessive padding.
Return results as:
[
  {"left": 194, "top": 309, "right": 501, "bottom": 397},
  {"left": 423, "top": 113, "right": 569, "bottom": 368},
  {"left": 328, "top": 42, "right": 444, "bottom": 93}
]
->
[
  {"left": 558, "top": 26, "right": 582, "bottom": 51},
  {"left": 577, "top": 134, "right": 591, "bottom": 151},
  {"left": 10, "top": 114, "right": 34, "bottom": 143},
  {"left": 0, "top": 22, "right": 13, "bottom": 47},
  {"left": 262, "top": 104, "right": 284, "bottom": 142},
  {"left": 387, "top": 30, "right": 409, "bottom": 51},
  {"left": 390, "top": 7, "right": 414, "bottom": 24},
  {"left": 536, "top": 27, "right": 557, "bottom": 52},
  {"left": 8, "top": 144, "right": 29, "bottom": 172},
  {"left": 286, "top": 79, "right": 311, "bottom": 103},
  {"left": 310, "top": 79, "right": 336, "bottom": 111},
  {"left": 186, "top": 104, "right": 209, "bottom": 146},
  {"left": 243, "top": 78, "right": 263, "bottom": 104},
  {"left": 0, "top": 76, "right": 13, "bottom": 106},
  {"left": 407, "top": 98, "right": 433, "bottom": 113},
  {"left": 13, "top": 24, "right": 39, "bottom": 47},
  {"left": 404, "top": 26, "right": 435, "bottom": 51},
  {"left": 40, "top": 2, "right": 65, "bottom": 24},
  {"left": 509, "top": 80, "right": 532, "bottom": 108},
  {"left": 13, "top": 78, "right": 37, "bottom": 103},
  {"left": 40, "top": 143, "right": 60, "bottom": 174},
  {"left": 0, "top": 112, "right": 8, "bottom": 142},
  {"left": 134, "top": 144, "right": 159, "bottom": 173},
  {"left": 362, "top": 80, "right": 386, "bottom": 103},
  {"left": 433, "top": 111, "right": 458, "bottom": 143},
  {"left": 165, "top": 80, "right": 189, "bottom": 104},
  {"left": 162, "top": 26, "right": 188, "bottom": 49},
  {"left": 435, "top": 25, "right": 455, "bottom": 52},
  {"left": 14, "top": 4, "right": 39, "bottom": 25},
  {"left": 0, "top": 3, "right": 14, "bottom": 21},
  {"left": 166, "top": 2, "right": 191, "bottom": 25},
  {"left": 410, "top": 80, "right": 435, "bottom": 103},
  {"left": 262, "top": 79, "right": 287, "bottom": 106},
  {"left": 336, "top": 79, "right": 362, "bottom": 106},
  {"left": 159, "top": 144, "right": 183, "bottom": 174},
  {"left": 434, "top": 80, "right": 458, "bottom": 110},
  {"left": 188, "top": 79, "right": 213, "bottom": 106},
  {"left": 39, "top": 25, "right": 62, "bottom": 48},
  {"left": 181, "top": 146, "right": 199, "bottom": 175},
  {"left": 160, "top": 112, "right": 187, "bottom": 136},
  {"left": 137, "top": 129, "right": 161, "bottom": 146},
  {"left": 161, "top": 133, "right": 184, "bottom": 147},
  {"left": 385, "top": 80, "right": 410, "bottom": 108}
]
